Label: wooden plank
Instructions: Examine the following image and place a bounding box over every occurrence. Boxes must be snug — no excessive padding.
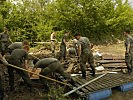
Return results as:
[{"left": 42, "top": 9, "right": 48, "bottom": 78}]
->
[
  {"left": 92, "top": 76, "right": 111, "bottom": 90},
  {"left": 85, "top": 74, "right": 109, "bottom": 91},
  {"left": 102, "top": 63, "right": 126, "bottom": 66},
  {"left": 64, "top": 73, "right": 107, "bottom": 96},
  {"left": 97, "top": 60, "right": 125, "bottom": 64},
  {"left": 74, "top": 77, "right": 94, "bottom": 92},
  {"left": 99, "top": 74, "right": 130, "bottom": 88},
  {"left": 102, "top": 63, "right": 126, "bottom": 68},
  {"left": 28, "top": 67, "right": 42, "bottom": 79},
  {"left": 102, "top": 54, "right": 125, "bottom": 60},
  {"left": 93, "top": 76, "right": 117, "bottom": 90},
  {"left": 72, "top": 77, "right": 89, "bottom": 93},
  {"left": 65, "top": 63, "right": 74, "bottom": 73},
  {"left": 87, "top": 74, "right": 122, "bottom": 90},
  {"left": 86, "top": 75, "right": 110, "bottom": 91},
  {"left": 102, "top": 75, "right": 122, "bottom": 88},
  {"left": 71, "top": 73, "right": 133, "bottom": 93}
]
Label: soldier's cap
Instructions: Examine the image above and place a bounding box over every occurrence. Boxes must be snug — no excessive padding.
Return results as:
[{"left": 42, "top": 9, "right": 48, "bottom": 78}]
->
[{"left": 74, "top": 32, "right": 80, "bottom": 37}]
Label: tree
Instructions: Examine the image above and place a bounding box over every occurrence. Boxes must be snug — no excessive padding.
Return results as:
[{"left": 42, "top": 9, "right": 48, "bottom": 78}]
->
[{"left": 1, "top": 0, "right": 133, "bottom": 44}]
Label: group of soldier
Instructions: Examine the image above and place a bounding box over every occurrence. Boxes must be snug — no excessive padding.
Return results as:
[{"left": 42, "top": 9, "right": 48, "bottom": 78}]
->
[
  {"left": 0, "top": 27, "right": 133, "bottom": 99},
  {"left": 50, "top": 31, "right": 96, "bottom": 78},
  {"left": 50, "top": 30, "right": 133, "bottom": 77},
  {"left": 0, "top": 28, "right": 94, "bottom": 99},
  {"left": 124, "top": 30, "right": 133, "bottom": 74}
]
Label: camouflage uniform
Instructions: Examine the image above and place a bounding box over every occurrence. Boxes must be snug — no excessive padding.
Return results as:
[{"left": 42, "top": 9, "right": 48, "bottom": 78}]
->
[
  {"left": 59, "top": 34, "right": 67, "bottom": 60},
  {"left": 78, "top": 37, "right": 95, "bottom": 78},
  {"left": 34, "top": 58, "right": 71, "bottom": 85},
  {"left": 8, "top": 42, "right": 22, "bottom": 54},
  {"left": 8, "top": 49, "right": 32, "bottom": 91},
  {"left": 0, "top": 31, "right": 11, "bottom": 99},
  {"left": 125, "top": 34, "right": 133, "bottom": 73},
  {"left": 0, "top": 31, "right": 11, "bottom": 56},
  {"left": 35, "top": 58, "right": 70, "bottom": 79},
  {"left": 50, "top": 33, "right": 56, "bottom": 53}
]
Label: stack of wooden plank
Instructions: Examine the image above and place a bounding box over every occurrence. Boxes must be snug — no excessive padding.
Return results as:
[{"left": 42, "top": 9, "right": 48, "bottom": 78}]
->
[{"left": 96, "top": 54, "right": 126, "bottom": 69}]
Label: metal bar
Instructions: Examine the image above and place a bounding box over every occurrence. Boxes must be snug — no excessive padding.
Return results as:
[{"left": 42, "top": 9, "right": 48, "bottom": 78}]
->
[
  {"left": 72, "top": 77, "right": 89, "bottom": 93},
  {"left": 64, "top": 73, "right": 107, "bottom": 96}
]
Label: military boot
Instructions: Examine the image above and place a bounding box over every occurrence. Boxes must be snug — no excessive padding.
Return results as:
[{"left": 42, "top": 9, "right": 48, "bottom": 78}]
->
[
  {"left": 128, "top": 69, "right": 132, "bottom": 75},
  {"left": 82, "top": 71, "right": 86, "bottom": 79},
  {"left": 0, "top": 91, "right": 4, "bottom": 100},
  {"left": 92, "top": 69, "right": 95, "bottom": 77}
]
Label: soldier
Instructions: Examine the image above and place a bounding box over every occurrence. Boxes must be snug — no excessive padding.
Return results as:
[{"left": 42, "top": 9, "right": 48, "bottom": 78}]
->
[
  {"left": 7, "top": 40, "right": 29, "bottom": 54},
  {"left": 74, "top": 33, "right": 95, "bottom": 78},
  {"left": 31, "top": 58, "right": 73, "bottom": 90},
  {"left": 0, "top": 27, "right": 11, "bottom": 99},
  {"left": 59, "top": 31, "right": 69, "bottom": 61},
  {"left": 7, "top": 45, "right": 32, "bottom": 91},
  {"left": 0, "top": 27, "right": 11, "bottom": 64},
  {"left": 50, "top": 32, "right": 57, "bottom": 53},
  {"left": 124, "top": 30, "right": 133, "bottom": 74},
  {"left": 0, "top": 27, "right": 11, "bottom": 56}
]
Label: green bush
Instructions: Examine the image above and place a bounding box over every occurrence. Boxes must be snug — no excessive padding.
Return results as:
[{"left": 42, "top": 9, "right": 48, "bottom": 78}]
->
[{"left": 0, "top": 0, "right": 133, "bottom": 44}]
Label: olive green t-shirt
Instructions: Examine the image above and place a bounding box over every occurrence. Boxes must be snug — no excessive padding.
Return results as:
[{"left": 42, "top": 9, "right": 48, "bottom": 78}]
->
[
  {"left": 61, "top": 34, "right": 67, "bottom": 45},
  {"left": 34, "top": 58, "right": 58, "bottom": 68},
  {"left": 78, "top": 37, "right": 91, "bottom": 53},
  {"left": 10, "top": 49, "right": 28, "bottom": 62},
  {"left": 8, "top": 43, "right": 22, "bottom": 51}
]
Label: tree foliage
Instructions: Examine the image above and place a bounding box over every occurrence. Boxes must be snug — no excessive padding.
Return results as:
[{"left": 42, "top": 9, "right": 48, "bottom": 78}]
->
[{"left": 0, "top": 0, "right": 133, "bottom": 44}]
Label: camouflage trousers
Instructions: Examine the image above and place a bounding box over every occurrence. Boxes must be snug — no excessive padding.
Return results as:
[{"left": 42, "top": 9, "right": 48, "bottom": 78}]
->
[
  {"left": 0, "top": 42, "right": 9, "bottom": 56},
  {"left": 59, "top": 44, "right": 66, "bottom": 60},
  {"left": 8, "top": 59, "right": 32, "bottom": 90},
  {"left": 51, "top": 40, "right": 56, "bottom": 53},
  {"left": 125, "top": 52, "right": 133, "bottom": 72},
  {"left": 80, "top": 51, "right": 95, "bottom": 72},
  {"left": 40, "top": 61, "right": 71, "bottom": 85}
]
